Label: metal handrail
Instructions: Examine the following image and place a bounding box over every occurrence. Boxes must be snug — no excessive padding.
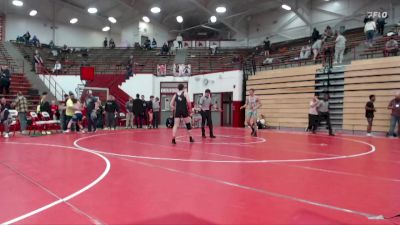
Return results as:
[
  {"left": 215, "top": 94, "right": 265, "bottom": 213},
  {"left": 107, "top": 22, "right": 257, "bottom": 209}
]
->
[{"left": 38, "top": 66, "right": 68, "bottom": 101}]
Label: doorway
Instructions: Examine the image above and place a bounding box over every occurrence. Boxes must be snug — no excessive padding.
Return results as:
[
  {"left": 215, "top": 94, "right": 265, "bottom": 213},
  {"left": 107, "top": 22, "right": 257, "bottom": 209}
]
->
[{"left": 222, "top": 92, "right": 233, "bottom": 126}]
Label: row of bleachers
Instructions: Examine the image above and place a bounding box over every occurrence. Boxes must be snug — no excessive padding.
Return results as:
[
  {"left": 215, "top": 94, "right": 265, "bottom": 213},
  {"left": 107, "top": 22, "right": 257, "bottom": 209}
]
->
[
  {"left": 252, "top": 27, "right": 366, "bottom": 70},
  {"left": 12, "top": 43, "right": 175, "bottom": 75},
  {"left": 186, "top": 48, "right": 250, "bottom": 74},
  {"left": 343, "top": 56, "right": 400, "bottom": 132},
  {"left": 247, "top": 65, "right": 320, "bottom": 128},
  {"left": 360, "top": 35, "right": 400, "bottom": 59}
]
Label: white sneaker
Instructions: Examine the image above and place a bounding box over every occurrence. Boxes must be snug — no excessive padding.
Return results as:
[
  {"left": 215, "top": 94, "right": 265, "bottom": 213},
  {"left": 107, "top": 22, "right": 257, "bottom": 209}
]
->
[
  {"left": 366, "top": 133, "right": 372, "bottom": 136},
  {"left": 4, "top": 133, "right": 9, "bottom": 138}
]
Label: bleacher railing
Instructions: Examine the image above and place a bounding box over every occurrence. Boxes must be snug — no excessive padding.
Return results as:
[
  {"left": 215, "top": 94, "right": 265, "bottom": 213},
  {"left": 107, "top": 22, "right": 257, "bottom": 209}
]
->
[{"left": 38, "top": 66, "right": 68, "bottom": 101}]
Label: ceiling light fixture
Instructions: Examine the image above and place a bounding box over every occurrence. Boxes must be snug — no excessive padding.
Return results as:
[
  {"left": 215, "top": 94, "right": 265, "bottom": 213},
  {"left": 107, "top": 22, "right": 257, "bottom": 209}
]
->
[
  {"left": 102, "top": 26, "right": 110, "bottom": 32},
  {"left": 29, "top": 10, "right": 37, "bottom": 16},
  {"left": 281, "top": 4, "right": 291, "bottom": 11},
  {"left": 210, "top": 15, "right": 217, "bottom": 23},
  {"left": 150, "top": 6, "right": 161, "bottom": 14},
  {"left": 216, "top": 6, "right": 226, "bottom": 13},
  {"left": 142, "top": 16, "right": 150, "bottom": 23},
  {"left": 88, "top": 7, "right": 98, "bottom": 14},
  {"left": 12, "top": 0, "right": 23, "bottom": 7},
  {"left": 176, "top": 16, "right": 183, "bottom": 23},
  {"left": 108, "top": 17, "right": 117, "bottom": 23},
  {"left": 70, "top": 18, "right": 78, "bottom": 24}
]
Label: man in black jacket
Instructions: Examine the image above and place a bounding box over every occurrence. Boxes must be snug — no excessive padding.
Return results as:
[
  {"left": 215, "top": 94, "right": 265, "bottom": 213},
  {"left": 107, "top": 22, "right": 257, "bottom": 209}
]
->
[
  {"left": 39, "top": 92, "right": 51, "bottom": 115},
  {"left": 0, "top": 66, "right": 11, "bottom": 95},
  {"left": 132, "top": 94, "right": 143, "bottom": 128},
  {"left": 1, "top": 97, "right": 11, "bottom": 138},
  {"left": 104, "top": 95, "right": 119, "bottom": 130}
]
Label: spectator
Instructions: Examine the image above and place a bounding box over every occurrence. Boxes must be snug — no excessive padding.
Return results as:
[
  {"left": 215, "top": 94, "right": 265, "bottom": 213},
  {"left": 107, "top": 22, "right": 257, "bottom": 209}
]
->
[
  {"left": 132, "top": 94, "right": 143, "bottom": 128},
  {"left": 125, "top": 97, "right": 134, "bottom": 129},
  {"left": 49, "top": 40, "right": 55, "bottom": 49},
  {"left": 334, "top": 31, "right": 347, "bottom": 64},
  {"left": 13, "top": 91, "right": 28, "bottom": 134},
  {"left": 59, "top": 94, "right": 69, "bottom": 130},
  {"left": 31, "top": 35, "right": 40, "bottom": 47},
  {"left": 311, "top": 28, "right": 320, "bottom": 43},
  {"left": 377, "top": 16, "right": 387, "bottom": 36},
  {"left": 306, "top": 95, "right": 319, "bottom": 134},
  {"left": 210, "top": 42, "right": 218, "bottom": 55},
  {"left": 50, "top": 100, "right": 60, "bottom": 120},
  {"left": 312, "top": 37, "right": 322, "bottom": 61},
  {"left": 176, "top": 33, "right": 183, "bottom": 48},
  {"left": 96, "top": 100, "right": 104, "bottom": 129},
  {"left": 0, "top": 66, "right": 11, "bottom": 95},
  {"left": 151, "top": 38, "right": 157, "bottom": 48},
  {"left": 104, "top": 95, "right": 119, "bottom": 130},
  {"left": 109, "top": 38, "right": 116, "bottom": 49},
  {"left": 299, "top": 41, "right": 311, "bottom": 59},
  {"left": 0, "top": 97, "right": 11, "bottom": 138},
  {"left": 141, "top": 95, "right": 148, "bottom": 128},
  {"left": 65, "top": 98, "right": 84, "bottom": 134},
  {"left": 84, "top": 90, "right": 98, "bottom": 133},
  {"left": 317, "top": 94, "right": 335, "bottom": 136},
  {"left": 364, "top": 17, "right": 376, "bottom": 47},
  {"left": 147, "top": 96, "right": 154, "bottom": 129},
  {"left": 33, "top": 50, "right": 44, "bottom": 73},
  {"left": 323, "top": 26, "right": 333, "bottom": 41},
  {"left": 161, "top": 42, "right": 170, "bottom": 55},
  {"left": 23, "top": 31, "right": 31, "bottom": 45},
  {"left": 38, "top": 92, "right": 51, "bottom": 127},
  {"left": 126, "top": 55, "right": 134, "bottom": 78},
  {"left": 53, "top": 60, "right": 62, "bottom": 74},
  {"left": 144, "top": 39, "right": 151, "bottom": 50},
  {"left": 152, "top": 96, "right": 160, "bottom": 129},
  {"left": 61, "top": 44, "right": 70, "bottom": 54},
  {"left": 387, "top": 92, "right": 400, "bottom": 138},
  {"left": 65, "top": 92, "right": 75, "bottom": 131},
  {"left": 103, "top": 37, "right": 108, "bottom": 48},
  {"left": 166, "top": 114, "right": 174, "bottom": 128},
  {"left": 383, "top": 36, "right": 399, "bottom": 57},
  {"left": 365, "top": 95, "right": 376, "bottom": 136},
  {"left": 263, "top": 37, "right": 271, "bottom": 57}
]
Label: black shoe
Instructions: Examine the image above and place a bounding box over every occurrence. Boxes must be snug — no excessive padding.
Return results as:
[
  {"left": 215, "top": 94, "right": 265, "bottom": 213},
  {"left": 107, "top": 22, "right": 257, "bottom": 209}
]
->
[
  {"left": 210, "top": 135, "right": 216, "bottom": 138},
  {"left": 189, "top": 136, "right": 194, "bottom": 143},
  {"left": 252, "top": 132, "right": 257, "bottom": 137},
  {"left": 329, "top": 133, "right": 335, "bottom": 136},
  {"left": 172, "top": 138, "right": 176, "bottom": 144},
  {"left": 202, "top": 134, "right": 206, "bottom": 138}
]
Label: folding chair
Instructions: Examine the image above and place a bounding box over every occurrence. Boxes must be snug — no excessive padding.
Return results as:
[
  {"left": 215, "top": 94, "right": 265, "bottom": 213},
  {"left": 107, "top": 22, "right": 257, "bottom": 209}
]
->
[{"left": 40, "top": 111, "right": 61, "bottom": 132}]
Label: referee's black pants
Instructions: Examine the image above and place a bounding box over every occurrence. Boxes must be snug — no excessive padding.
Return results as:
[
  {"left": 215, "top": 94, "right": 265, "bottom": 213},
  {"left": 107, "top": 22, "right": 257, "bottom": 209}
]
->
[{"left": 201, "top": 110, "right": 214, "bottom": 136}]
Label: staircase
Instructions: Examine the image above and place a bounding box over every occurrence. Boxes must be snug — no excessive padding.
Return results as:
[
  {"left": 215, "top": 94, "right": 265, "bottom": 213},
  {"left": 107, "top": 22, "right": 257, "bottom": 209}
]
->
[
  {"left": 175, "top": 48, "right": 187, "bottom": 64},
  {"left": 86, "top": 74, "right": 130, "bottom": 110},
  {"left": 2, "top": 42, "right": 56, "bottom": 100},
  {"left": 5, "top": 73, "right": 40, "bottom": 111}
]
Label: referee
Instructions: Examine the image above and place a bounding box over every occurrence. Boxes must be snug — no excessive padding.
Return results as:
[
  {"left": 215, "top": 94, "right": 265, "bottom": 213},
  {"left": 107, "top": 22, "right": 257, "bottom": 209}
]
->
[{"left": 199, "top": 89, "right": 216, "bottom": 138}]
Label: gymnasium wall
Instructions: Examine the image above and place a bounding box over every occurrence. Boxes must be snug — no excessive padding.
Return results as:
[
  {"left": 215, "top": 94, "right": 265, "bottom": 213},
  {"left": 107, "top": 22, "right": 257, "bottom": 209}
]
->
[
  {"left": 120, "top": 70, "right": 243, "bottom": 101},
  {"left": 247, "top": 65, "right": 319, "bottom": 129},
  {"left": 343, "top": 57, "right": 400, "bottom": 132},
  {"left": 5, "top": 14, "right": 121, "bottom": 47}
]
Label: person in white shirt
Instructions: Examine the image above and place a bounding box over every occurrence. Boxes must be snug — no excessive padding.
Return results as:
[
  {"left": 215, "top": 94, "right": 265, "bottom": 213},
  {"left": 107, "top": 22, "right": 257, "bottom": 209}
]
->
[
  {"left": 334, "top": 32, "right": 347, "bottom": 64},
  {"left": 306, "top": 95, "right": 319, "bottom": 133},
  {"left": 176, "top": 33, "right": 183, "bottom": 48},
  {"left": 312, "top": 37, "right": 322, "bottom": 61},
  {"left": 364, "top": 17, "right": 376, "bottom": 47},
  {"left": 299, "top": 41, "right": 311, "bottom": 59},
  {"left": 53, "top": 60, "right": 62, "bottom": 74}
]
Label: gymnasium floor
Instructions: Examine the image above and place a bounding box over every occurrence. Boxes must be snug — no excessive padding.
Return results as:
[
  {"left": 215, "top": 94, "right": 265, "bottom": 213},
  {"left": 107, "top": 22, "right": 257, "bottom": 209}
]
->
[{"left": 0, "top": 127, "right": 399, "bottom": 225}]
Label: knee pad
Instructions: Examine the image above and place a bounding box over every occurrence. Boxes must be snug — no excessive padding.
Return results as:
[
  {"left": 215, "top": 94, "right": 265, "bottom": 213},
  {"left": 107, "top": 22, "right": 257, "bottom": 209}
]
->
[{"left": 186, "top": 123, "right": 192, "bottom": 130}]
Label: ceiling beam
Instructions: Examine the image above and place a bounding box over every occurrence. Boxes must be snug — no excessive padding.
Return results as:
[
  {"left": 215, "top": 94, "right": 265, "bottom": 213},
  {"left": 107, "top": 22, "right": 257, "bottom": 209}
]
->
[
  {"left": 56, "top": 0, "right": 108, "bottom": 23},
  {"left": 190, "top": 0, "right": 245, "bottom": 37},
  {"left": 333, "top": 0, "right": 376, "bottom": 27},
  {"left": 313, "top": 7, "right": 346, "bottom": 18}
]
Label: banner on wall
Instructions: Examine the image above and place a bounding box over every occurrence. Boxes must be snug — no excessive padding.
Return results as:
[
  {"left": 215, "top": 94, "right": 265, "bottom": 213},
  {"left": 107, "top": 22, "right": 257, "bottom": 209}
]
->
[
  {"left": 196, "top": 41, "right": 206, "bottom": 48},
  {"left": 157, "top": 64, "right": 167, "bottom": 76},
  {"left": 173, "top": 64, "right": 191, "bottom": 76}
]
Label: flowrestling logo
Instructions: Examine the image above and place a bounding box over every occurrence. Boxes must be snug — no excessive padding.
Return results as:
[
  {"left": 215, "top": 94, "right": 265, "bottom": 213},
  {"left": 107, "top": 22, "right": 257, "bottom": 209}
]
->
[{"left": 367, "top": 11, "right": 388, "bottom": 19}]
